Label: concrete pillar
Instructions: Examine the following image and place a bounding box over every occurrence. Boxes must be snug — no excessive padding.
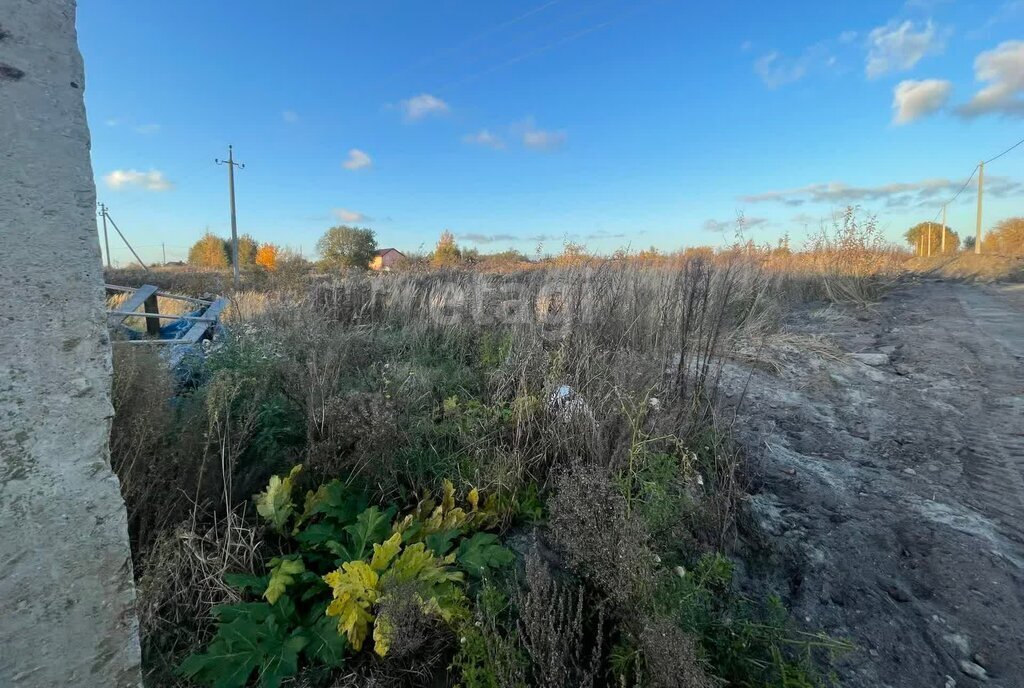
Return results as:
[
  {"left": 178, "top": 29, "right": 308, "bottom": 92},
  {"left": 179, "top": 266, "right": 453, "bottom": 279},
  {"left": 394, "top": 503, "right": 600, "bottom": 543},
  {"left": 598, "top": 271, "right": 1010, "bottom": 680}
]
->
[{"left": 0, "top": 2, "right": 142, "bottom": 686}]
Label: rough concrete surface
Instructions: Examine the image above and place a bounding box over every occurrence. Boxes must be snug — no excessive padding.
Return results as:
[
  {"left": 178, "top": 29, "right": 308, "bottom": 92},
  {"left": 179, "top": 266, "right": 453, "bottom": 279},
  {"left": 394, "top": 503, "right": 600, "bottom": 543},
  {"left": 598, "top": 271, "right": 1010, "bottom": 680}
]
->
[
  {"left": 0, "top": 2, "right": 142, "bottom": 686},
  {"left": 728, "top": 279, "right": 1024, "bottom": 688}
]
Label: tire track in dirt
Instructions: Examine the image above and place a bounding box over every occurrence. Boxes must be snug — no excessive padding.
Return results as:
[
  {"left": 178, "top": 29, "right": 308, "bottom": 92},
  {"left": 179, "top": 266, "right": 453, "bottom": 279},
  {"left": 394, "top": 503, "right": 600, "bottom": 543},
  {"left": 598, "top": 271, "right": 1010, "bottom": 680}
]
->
[{"left": 726, "top": 279, "right": 1024, "bottom": 688}]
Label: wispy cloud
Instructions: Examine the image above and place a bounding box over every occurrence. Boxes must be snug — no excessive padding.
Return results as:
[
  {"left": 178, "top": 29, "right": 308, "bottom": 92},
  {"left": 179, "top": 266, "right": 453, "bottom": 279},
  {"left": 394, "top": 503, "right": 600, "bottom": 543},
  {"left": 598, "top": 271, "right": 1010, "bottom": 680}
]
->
[
  {"left": 333, "top": 208, "right": 370, "bottom": 223},
  {"left": 755, "top": 52, "right": 811, "bottom": 88},
  {"left": 282, "top": 110, "right": 299, "bottom": 123},
  {"left": 342, "top": 149, "right": 372, "bottom": 170},
  {"left": 462, "top": 129, "right": 505, "bottom": 149},
  {"left": 132, "top": 123, "right": 161, "bottom": 134},
  {"left": 523, "top": 128, "right": 567, "bottom": 150},
  {"left": 516, "top": 118, "right": 568, "bottom": 151},
  {"left": 103, "top": 169, "right": 173, "bottom": 192},
  {"left": 459, "top": 232, "right": 519, "bottom": 244},
  {"left": 893, "top": 79, "right": 952, "bottom": 123},
  {"left": 958, "top": 41, "right": 1024, "bottom": 118},
  {"left": 753, "top": 37, "right": 843, "bottom": 89},
  {"left": 741, "top": 176, "right": 1024, "bottom": 208},
  {"left": 703, "top": 216, "right": 769, "bottom": 233},
  {"left": 865, "top": 20, "right": 946, "bottom": 78},
  {"left": 966, "top": 1, "right": 1024, "bottom": 40},
  {"left": 399, "top": 93, "right": 450, "bottom": 121}
]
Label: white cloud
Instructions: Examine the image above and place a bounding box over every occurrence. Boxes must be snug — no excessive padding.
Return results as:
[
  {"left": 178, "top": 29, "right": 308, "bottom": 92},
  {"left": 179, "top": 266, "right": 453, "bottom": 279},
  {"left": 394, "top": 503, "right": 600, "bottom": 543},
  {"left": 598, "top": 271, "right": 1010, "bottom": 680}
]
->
[
  {"left": 958, "top": 41, "right": 1024, "bottom": 118},
  {"left": 740, "top": 40, "right": 754, "bottom": 52},
  {"left": 753, "top": 37, "right": 843, "bottom": 89},
  {"left": 703, "top": 216, "right": 769, "bottom": 233},
  {"left": 462, "top": 129, "right": 505, "bottom": 149},
  {"left": 459, "top": 232, "right": 519, "bottom": 244},
  {"left": 342, "top": 148, "right": 372, "bottom": 170},
  {"left": 754, "top": 51, "right": 808, "bottom": 88},
  {"left": 399, "top": 93, "right": 450, "bottom": 121},
  {"left": 838, "top": 30, "right": 859, "bottom": 44},
  {"left": 522, "top": 125, "right": 567, "bottom": 151},
  {"left": 741, "top": 175, "right": 1024, "bottom": 208},
  {"left": 282, "top": 110, "right": 299, "bottom": 123},
  {"left": 893, "top": 79, "right": 952, "bottom": 123},
  {"left": 103, "top": 169, "right": 173, "bottom": 191},
  {"left": 133, "top": 123, "right": 161, "bottom": 134},
  {"left": 865, "top": 20, "right": 945, "bottom": 78},
  {"left": 332, "top": 208, "right": 369, "bottom": 223}
]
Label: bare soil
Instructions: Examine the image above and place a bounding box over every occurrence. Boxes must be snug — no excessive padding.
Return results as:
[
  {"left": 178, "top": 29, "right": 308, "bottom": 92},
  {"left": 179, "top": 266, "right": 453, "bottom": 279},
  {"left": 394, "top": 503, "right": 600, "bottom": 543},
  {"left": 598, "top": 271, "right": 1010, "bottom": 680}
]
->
[{"left": 727, "top": 279, "right": 1024, "bottom": 688}]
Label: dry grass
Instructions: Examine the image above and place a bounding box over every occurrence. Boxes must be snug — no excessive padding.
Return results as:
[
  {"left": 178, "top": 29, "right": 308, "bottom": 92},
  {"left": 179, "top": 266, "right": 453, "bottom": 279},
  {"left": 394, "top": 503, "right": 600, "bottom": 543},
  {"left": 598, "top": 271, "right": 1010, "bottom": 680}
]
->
[{"left": 905, "top": 253, "right": 1024, "bottom": 282}]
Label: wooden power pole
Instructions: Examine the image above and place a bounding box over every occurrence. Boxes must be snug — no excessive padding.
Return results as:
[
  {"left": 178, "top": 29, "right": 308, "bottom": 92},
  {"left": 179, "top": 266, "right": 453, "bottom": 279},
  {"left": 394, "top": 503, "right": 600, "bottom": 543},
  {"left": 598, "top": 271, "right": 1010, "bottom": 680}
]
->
[
  {"left": 98, "top": 203, "right": 111, "bottom": 268},
  {"left": 941, "top": 205, "right": 947, "bottom": 254},
  {"left": 975, "top": 161, "right": 984, "bottom": 254},
  {"left": 216, "top": 145, "right": 245, "bottom": 288}
]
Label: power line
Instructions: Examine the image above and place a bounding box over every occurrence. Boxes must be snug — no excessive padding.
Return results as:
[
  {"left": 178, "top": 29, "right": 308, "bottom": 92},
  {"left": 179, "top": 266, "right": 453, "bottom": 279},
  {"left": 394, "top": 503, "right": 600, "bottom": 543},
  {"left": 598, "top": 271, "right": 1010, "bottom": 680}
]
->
[
  {"left": 984, "top": 135, "right": 1024, "bottom": 165},
  {"left": 929, "top": 134, "right": 1023, "bottom": 225}
]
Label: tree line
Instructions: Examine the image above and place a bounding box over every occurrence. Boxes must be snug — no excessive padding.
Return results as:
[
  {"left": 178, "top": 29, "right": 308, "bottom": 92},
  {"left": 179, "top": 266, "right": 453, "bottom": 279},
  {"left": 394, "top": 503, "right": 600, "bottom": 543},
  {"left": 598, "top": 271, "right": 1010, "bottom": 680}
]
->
[{"left": 904, "top": 217, "right": 1024, "bottom": 255}]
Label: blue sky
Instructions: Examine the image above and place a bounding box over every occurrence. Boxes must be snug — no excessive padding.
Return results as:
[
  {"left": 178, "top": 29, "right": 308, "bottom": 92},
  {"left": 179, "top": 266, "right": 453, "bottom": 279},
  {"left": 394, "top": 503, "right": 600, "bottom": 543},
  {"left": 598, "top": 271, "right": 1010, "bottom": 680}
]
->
[{"left": 80, "top": 1, "right": 1024, "bottom": 264}]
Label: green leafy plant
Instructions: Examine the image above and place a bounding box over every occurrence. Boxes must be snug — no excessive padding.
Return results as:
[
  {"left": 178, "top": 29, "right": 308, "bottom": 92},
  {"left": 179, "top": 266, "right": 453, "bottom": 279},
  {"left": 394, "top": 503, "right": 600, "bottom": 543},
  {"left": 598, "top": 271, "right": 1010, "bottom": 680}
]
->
[{"left": 180, "top": 467, "right": 514, "bottom": 686}]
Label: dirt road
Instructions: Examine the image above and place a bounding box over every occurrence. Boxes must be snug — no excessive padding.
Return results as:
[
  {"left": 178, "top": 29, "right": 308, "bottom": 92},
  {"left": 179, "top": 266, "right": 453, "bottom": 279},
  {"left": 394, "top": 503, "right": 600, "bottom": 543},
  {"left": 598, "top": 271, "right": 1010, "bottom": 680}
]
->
[{"left": 728, "top": 279, "right": 1024, "bottom": 688}]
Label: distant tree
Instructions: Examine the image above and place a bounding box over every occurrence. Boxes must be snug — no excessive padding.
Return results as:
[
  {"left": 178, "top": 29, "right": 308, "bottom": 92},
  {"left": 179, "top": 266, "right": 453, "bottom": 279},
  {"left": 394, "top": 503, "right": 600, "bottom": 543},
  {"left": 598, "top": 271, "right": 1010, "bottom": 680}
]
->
[
  {"left": 431, "top": 230, "right": 461, "bottom": 267},
  {"left": 905, "top": 221, "right": 959, "bottom": 255},
  {"left": 237, "top": 234, "right": 259, "bottom": 267},
  {"left": 255, "top": 243, "right": 278, "bottom": 271},
  {"left": 316, "top": 225, "right": 377, "bottom": 269},
  {"left": 983, "top": 217, "right": 1024, "bottom": 254},
  {"left": 187, "top": 233, "right": 229, "bottom": 268},
  {"left": 963, "top": 236, "right": 976, "bottom": 252}
]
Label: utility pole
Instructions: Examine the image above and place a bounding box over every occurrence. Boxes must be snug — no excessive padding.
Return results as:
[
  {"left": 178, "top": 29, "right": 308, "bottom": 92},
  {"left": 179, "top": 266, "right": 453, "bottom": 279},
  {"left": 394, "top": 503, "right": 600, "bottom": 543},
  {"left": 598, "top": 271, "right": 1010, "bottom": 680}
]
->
[
  {"left": 975, "top": 161, "right": 984, "bottom": 255},
  {"left": 215, "top": 145, "right": 245, "bottom": 288},
  {"left": 926, "top": 220, "right": 932, "bottom": 257},
  {"left": 100, "top": 205, "right": 148, "bottom": 270},
  {"left": 162, "top": 242, "right": 166, "bottom": 265},
  {"left": 941, "top": 205, "right": 947, "bottom": 254},
  {"left": 98, "top": 203, "right": 111, "bottom": 268}
]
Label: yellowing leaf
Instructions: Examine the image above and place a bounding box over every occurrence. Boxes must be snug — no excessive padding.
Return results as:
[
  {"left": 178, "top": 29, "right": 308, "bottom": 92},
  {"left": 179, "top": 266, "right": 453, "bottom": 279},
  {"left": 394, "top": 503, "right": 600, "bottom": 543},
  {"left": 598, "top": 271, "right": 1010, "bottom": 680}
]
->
[
  {"left": 370, "top": 533, "right": 402, "bottom": 572},
  {"left": 264, "top": 557, "right": 305, "bottom": 605},
  {"left": 372, "top": 614, "right": 393, "bottom": 657},
  {"left": 323, "top": 561, "right": 380, "bottom": 652},
  {"left": 467, "top": 487, "right": 479, "bottom": 511},
  {"left": 441, "top": 479, "right": 456, "bottom": 512},
  {"left": 255, "top": 465, "right": 302, "bottom": 532}
]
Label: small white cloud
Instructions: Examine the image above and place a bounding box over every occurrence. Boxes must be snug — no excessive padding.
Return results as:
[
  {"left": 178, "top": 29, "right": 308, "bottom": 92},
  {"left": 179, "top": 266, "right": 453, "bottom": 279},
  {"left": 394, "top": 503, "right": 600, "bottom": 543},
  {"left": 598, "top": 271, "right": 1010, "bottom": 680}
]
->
[
  {"left": 893, "top": 79, "right": 952, "bottom": 124},
  {"left": 399, "top": 93, "right": 450, "bottom": 121},
  {"left": 342, "top": 148, "right": 372, "bottom": 170},
  {"left": 522, "top": 126, "right": 567, "bottom": 151},
  {"left": 333, "top": 208, "right": 369, "bottom": 223},
  {"left": 958, "top": 40, "right": 1024, "bottom": 118},
  {"left": 103, "top": 169, "right": 173, "bottom": 192},
  {"left": 105, "top": 118, "right": 122, "bottom": 127},
  {"left": 838, "top": 30, "right": 858, "bottom": 44},
  {"left": 462, "top": 129, "right": 505, "bottom": 149},
  {"left": 282, "top": 110, "right": 299, "bottom": 123},
  {"left": 866, "top": 20, "right": 945, "bottom": 79},
  {"left": 740, "top": 40, "right": 754, "bottom": 52},
  {"left": 754, "top": 51, "right": 808, "bottom": 88},
  {"left": 133, "top": 123, "right": 161, "bottom": 134}
]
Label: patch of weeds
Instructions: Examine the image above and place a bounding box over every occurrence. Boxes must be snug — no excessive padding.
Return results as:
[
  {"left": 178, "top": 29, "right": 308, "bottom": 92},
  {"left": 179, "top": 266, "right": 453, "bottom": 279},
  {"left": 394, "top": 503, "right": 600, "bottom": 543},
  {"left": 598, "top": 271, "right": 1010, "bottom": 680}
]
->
[{"left": 652, "top": 553, "right": 851, "bottom": 687}]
